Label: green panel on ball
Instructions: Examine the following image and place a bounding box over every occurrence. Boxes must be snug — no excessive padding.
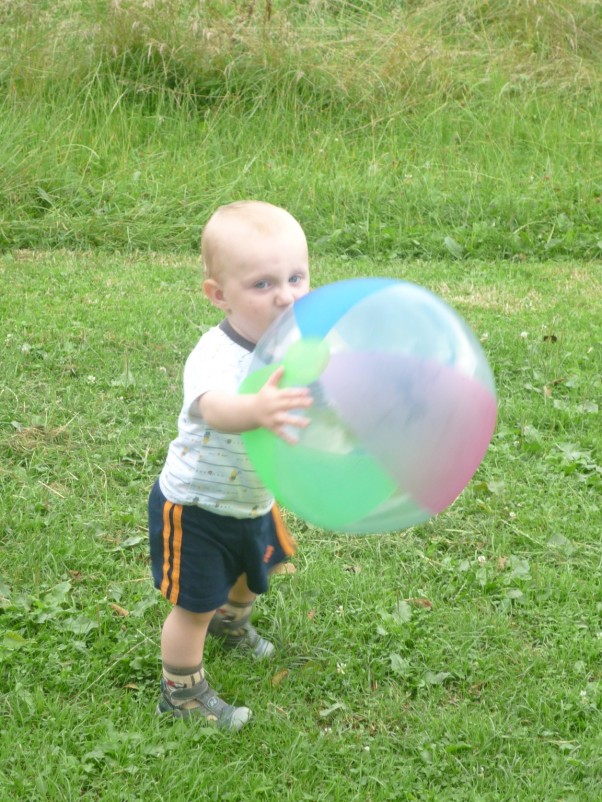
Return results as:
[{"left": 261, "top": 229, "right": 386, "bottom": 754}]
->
[
  {"left": 239, "top": 363, "right": 281, "bottom": 395},
  {"left": 281, "top": 338, "right": 330, "bottom": 387},
  {"left": 267, "top": 441, "right": 397, "bottom": 530},
  {"left": 240, "top": 427, "right": 279, "bottom": 499},
  {"left": 239, "top": 364, "right": 282, "bottom": 493}
]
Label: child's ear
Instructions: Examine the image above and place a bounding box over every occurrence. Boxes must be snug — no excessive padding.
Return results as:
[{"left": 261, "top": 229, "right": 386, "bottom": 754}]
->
[{"left": 203, "top": 278, "right": 228, "bottom": 310}]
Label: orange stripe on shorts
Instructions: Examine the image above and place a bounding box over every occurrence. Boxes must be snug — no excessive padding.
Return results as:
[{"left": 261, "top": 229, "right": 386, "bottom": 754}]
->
[
  {"left": 160, "top": 501, "right": 184, "bottom": 605},
  {"left": 272, "top": 504, "right": 296, "bottom": 557},
  {"left": 169, "top": 504, "right": 183, "bottom": 604}
]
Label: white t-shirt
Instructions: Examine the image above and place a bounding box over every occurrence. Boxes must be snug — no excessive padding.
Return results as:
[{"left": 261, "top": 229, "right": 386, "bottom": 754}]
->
[{"left": 159, "top": 321, "right": 274, "bottom": 518}]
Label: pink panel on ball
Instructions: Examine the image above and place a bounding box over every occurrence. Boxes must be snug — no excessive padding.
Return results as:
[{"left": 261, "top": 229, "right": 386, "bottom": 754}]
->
[{"left": 320, "top": 352, "right": 497, "bottom": 514}]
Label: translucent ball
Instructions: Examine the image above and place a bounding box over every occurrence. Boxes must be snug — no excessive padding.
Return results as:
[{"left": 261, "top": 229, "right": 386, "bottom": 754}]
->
[{"left": 240, "top": 278, "right": 497, "bottom": 534}]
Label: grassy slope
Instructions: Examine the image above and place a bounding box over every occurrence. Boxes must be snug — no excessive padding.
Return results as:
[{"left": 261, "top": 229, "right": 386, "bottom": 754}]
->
[{"left": 1, "top": 0, "right": 602, "bottom": 257}]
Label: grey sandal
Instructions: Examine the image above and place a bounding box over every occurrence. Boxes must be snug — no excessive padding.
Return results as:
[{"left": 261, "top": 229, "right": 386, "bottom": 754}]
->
[
  {"left": 157, "top": 677, "right": 252, "bottom": 731},
  {"left": 208, "top": 611, "right": 275, "bottom": 660}
]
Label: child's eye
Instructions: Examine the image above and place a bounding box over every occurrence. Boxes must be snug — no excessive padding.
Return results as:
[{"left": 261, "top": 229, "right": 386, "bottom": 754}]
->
[
  {"left": 254, "top": 280, "right": 269, "bottom": 289},
  {"left": 289, "top": 274, "right": 304, "bottom": 285}
]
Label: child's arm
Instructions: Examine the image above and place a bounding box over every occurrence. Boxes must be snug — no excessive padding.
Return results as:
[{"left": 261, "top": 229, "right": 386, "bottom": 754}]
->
[{"left": 198, "top": 367, "right": 312, "bottom": 445}]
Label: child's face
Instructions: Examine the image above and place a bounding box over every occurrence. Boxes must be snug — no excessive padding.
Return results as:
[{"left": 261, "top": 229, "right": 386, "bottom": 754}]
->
[{"left": 204, "top": 222, "right": 310, "bottom": 343}]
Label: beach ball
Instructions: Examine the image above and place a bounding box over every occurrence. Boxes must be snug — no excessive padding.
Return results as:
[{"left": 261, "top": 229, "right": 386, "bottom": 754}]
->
[{"left": 240, "top": 278, "right": 497, "bottom": 534}]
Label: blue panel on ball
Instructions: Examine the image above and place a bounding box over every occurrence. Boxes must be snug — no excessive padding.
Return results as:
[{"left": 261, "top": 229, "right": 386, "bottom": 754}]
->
[{"left": 294, "top": 277, "right": 399, "bottom": 338}]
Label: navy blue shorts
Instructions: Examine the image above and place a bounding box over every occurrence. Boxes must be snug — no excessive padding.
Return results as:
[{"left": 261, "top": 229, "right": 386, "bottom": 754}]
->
[{"left": 148, "top": 480, "right": 296, "bottom": 613}]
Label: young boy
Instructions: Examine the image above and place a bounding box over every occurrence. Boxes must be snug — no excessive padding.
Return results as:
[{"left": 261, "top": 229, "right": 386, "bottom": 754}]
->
[{"left": 148, "top": 201, "right": 312, "bottom": 731}]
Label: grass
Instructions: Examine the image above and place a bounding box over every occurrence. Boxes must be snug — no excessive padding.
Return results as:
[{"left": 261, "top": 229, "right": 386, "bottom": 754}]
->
[
  {"left": 1, "top": 0, "right": 602, "bottom": 258},
  {"left": 1, "top": 1, "right": 601, "bottom": 798},
  {"left": 1, "top": 252, "right": 601, "bottom": 801}
]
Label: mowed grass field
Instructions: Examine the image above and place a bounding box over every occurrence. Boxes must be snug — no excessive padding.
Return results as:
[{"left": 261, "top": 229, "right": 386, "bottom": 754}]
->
[{"left": 0, "top": 252, "right": 600, "bottom": 801}]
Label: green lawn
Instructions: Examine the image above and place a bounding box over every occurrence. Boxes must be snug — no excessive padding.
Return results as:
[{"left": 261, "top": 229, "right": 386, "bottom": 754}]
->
[
  {"left": 1, "top": 2, "right": 601, "bottom": 798},
  {"left": 1, "top": 252, "right": 600, "bottom": 801}
]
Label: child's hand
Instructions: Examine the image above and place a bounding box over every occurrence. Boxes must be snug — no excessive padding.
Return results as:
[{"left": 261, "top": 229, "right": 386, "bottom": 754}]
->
[
  {"left": 199, "top": 369, "right": 312, "bottom": 442},
  {"left": 255, "top": 366, "right": 312, "bottom": 444}
]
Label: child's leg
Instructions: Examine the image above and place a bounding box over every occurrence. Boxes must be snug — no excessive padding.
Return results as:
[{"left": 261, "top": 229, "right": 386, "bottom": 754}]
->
[
  {"left": 161, "top": 605, "right": 213, "bottom": 666},
  {"left": 208, "top": 506, "right": 295, "bottom": 659},
  {"left": 158, "top": 605, "right": 251, "bottom": 730},
  {"left": 208, "top": 574, "right": 274, "bottom": 659},
  {"left": 228, "top": 573, "right": 258, "bottom": 605}
]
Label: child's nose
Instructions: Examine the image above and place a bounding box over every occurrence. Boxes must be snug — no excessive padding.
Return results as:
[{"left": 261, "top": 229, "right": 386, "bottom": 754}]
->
[{"left": 275, "top": 285, "right": 295, "bottom": 307}]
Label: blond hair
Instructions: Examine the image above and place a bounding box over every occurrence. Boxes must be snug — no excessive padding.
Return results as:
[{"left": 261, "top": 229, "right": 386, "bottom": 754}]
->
[{"left": 201, "top": 200, "right": 304, "bottom": 279}]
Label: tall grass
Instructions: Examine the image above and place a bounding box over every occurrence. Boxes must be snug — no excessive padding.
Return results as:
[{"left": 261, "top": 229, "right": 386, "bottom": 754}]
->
[{"left": 1, "top": 0, "right": 601, "bottom": 257}]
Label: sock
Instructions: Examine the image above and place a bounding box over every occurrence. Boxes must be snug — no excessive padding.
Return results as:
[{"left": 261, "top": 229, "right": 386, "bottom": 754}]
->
[
  {"left": 162, "top": 661, "right": 205, "bottom": 710},
  {"left": 212, "top": 600, "right": 253, "bottom": 637}
]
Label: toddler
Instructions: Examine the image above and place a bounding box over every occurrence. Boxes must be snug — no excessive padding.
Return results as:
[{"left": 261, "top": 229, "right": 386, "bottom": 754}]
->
[{"left": 148, "top": 200, "right": 311, "bottom": 730}]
